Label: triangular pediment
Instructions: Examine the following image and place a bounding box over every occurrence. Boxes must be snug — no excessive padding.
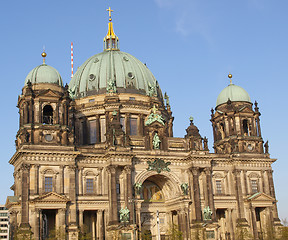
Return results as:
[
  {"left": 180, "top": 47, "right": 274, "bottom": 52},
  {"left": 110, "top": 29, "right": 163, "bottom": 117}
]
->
[
  {"left": 146, "top": 120, "right": 165, "bottom": 128},
  {"left": 238, "top": 105, "right": 254, "bottom": 113},
  {"left": 36, "top": 89, "right": 62, "bottom": 98},
  {"left": 246, "top": 192, "right": 275, "bottom": 202},
  {"left": 32, "top": 192, "right": 70, "bottom": 203}
]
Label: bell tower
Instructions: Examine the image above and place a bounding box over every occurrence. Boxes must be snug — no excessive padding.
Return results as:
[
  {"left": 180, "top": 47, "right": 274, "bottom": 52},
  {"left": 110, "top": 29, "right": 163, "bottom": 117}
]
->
[
  {"left": 16, "top": 51, "right": 72, "bottom": 148},
  {"left": 211, "top": 74, "right": 264, "bottom": 154}
]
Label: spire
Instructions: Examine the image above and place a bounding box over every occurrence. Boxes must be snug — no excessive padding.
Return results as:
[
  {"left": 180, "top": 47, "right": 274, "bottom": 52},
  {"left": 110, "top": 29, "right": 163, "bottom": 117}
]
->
[
  {"left": 104, "top": 7, "right": 119, "bottom": 51},
  {"left": 41, "top": 48, "right": 47, "bottom": 64},
  {"left": 228, "top": 73, "right": 232, "bottom": 85}
]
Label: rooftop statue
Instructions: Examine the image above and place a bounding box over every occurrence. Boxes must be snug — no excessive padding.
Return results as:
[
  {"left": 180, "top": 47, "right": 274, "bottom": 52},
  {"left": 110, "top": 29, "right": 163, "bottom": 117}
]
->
[{"left": 145, "top": 105, "right": 165, "bottom": 126}]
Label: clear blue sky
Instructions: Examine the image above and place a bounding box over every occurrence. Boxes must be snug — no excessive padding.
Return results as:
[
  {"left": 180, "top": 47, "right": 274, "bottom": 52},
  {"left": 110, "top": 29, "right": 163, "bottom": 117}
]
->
[{"left": 0, "top": 0, "right": 287, "bottom": 220}]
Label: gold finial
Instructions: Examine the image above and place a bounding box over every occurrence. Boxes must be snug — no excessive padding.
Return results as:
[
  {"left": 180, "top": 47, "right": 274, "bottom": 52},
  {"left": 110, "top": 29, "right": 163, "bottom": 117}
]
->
[
  {"left": 107, "top": 7, "right": 113, "bottom": 21},
  {"left": 228, "top": 73, "right": 232, "bottom": 84},
  {"left": 41, "top": 48, "right": 47, "bottom": 64}
]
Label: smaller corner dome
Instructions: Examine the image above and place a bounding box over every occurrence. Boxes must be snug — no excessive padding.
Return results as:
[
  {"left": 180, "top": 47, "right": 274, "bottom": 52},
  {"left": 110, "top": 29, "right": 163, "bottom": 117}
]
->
[
  {"left": 24, "top": 64, "right": 63, "bottom": 86},
  {"left": 216, "top": 84, "right": 251, "bottom": 107}
]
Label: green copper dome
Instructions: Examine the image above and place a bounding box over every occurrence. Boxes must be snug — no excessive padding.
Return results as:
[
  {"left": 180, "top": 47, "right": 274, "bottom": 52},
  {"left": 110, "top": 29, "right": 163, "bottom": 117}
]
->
[
  {"left": 216, "top": 84, "right": 251, "bottom": 107},
  {"left": 25, "top": 64, "right": 63, "bottom": 86},
  {"left": 69, "top": 50, "right": 162, "bottom": 99}
]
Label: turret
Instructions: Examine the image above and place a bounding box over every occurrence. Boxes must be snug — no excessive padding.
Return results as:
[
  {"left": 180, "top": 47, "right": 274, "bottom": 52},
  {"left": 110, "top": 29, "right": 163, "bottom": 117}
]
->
[
  {"left": 16, "top": 51, "right": 73, "bottom": 148},
  {"left": 211, "top": 74, "right": 264, "bottom": 154}
]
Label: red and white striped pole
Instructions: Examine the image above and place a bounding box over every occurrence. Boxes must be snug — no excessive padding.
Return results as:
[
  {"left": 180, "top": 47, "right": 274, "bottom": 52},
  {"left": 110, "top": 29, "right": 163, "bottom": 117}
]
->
[{"left": 71, "top": 42, "right": 74, "bottom": 78}]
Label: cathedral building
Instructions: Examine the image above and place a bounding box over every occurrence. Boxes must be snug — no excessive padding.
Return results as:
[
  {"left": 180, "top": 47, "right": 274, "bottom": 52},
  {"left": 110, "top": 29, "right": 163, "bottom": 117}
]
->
[{"left": 6, "top": 9, "right": 281, "bottom": 240}]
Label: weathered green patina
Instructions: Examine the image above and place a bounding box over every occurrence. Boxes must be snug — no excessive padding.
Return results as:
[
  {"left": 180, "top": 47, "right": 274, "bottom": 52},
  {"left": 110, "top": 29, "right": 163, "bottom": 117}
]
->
[
  {"left": 203, "top": 206, "right": 213, "bottom": 221},
  {"left": 145, "top": 106, "right": 165, "bottom": 126},
  {"left": 134, "top": 182, "right": 142, "bottom": 195},
  {"left": 119, "top": 207, "right": 130, "bottom": 223},
  {"left": 147, "top": 158, "right": 171, "bottom": 174},
  {"left": 181, "top": 183, "right": 189, "bottom": 195}
]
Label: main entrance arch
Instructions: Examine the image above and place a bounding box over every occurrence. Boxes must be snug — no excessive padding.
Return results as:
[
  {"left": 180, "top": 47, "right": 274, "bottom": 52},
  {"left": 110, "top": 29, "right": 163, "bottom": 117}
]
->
[{"left": 135, "top": 171, "right": 188, "bottom": 239}]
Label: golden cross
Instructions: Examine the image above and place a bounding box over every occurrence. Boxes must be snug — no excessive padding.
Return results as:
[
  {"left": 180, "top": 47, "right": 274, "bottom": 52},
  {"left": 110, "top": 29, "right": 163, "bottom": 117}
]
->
[{"left": 107, "top": 7, "right": 114, "bottom": 21}]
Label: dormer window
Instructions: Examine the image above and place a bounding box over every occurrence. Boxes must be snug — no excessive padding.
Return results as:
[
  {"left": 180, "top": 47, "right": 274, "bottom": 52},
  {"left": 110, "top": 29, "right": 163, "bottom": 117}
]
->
[{"left": 43, "top": 105, "right": 53, "bottom": 124}]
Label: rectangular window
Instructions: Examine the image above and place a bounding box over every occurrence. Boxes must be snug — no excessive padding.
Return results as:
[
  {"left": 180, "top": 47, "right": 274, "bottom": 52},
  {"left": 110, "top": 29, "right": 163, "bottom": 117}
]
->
[
  {"left": 86, "top": 178, "right": 94, "bottom": 194},
  {"left": 100, "top": 117, "right": 106, "bottom": 142},
  {"left": 251, "top": 180, "right": 258, "bottom": 193},
  {"left": 89, "top": 120, "right": 97, "bottom": 144},
  {"left": 120, "top": 117, "right": 126, "bottom": 132},
  {"left": 130, "top": 117, "right": 137, "bottom": 136},
  {"left": 216, "top": 180, "right": 222, "bottom": 194},
  {"left": 45, "top": 177, "right": 53, "bottom": 192}
]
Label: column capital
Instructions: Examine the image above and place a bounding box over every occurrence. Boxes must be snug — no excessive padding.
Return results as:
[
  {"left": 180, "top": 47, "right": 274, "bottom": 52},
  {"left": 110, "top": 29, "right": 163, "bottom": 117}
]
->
[
  {"left": 21, "top": 163, "right": 31, "bottom": 172},
  {"left": 106, "top": 165, "right": 117, "bottom": 174},
  {"left": 68, "top": 165, "right": 77, "bottom": 172},
  {"left": 190, "top": 167, "right": 199, "bottom": 175},
  {"left": 124, "top": 165, "right": 132, "bottom": 173},
  {"left": 204, "top": 167, "right": 212, "bottom": 175}
]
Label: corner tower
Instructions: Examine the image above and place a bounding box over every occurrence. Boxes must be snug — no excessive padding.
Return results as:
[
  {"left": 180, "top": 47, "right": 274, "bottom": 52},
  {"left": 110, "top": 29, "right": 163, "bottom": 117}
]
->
[
  {"left": 16, "top": 51, "right": 72, "bottom": 148},
  {"left": 211, "top": 74, "right": 264, "bottom": 154}
]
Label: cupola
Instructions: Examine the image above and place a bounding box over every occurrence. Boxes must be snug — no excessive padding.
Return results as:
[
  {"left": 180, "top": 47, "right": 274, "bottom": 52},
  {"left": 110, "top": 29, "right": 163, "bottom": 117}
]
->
[{"left": 24, "top": 51, "right": 63, "bottom": 86}]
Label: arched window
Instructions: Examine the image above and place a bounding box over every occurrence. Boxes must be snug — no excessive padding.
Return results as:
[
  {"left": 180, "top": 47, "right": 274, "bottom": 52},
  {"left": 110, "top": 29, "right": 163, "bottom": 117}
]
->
[
  {"left": 43, "top": 105, "right": 53, "bottom": 124},
  {"left": 243, "top": 119, "right": 250, "bottom": 136}
]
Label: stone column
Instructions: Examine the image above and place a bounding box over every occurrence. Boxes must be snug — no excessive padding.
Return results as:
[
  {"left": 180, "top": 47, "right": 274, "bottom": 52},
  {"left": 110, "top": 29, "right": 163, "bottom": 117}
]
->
[
  {"left": 92, "top": 212, "right": 96, "bottom": 239},
  {"left": 250, "top": 206, "right": 259, "bottom": 239},
  {"left": 205, "top": 168, "right": 216, "bottom": 221},
  {"left": 242, "top": 170, "right": 248, "bottom": 196},
  {"left": 9, "top": 210, "right": 18, "bottom": 239},
  {"left": 107, "top": 166, "right": 118, "bottom": 224},
  {"left": 139, "top": 114, "right": 144, "bottom": 136},
  {"left": 32, "top": 209, "right": 40, "bottom": 240},
  {"left": 34, "top": 164, "right": 39, "bottom": 195},
  {"left": 97, "top": 210, "right": 104, "bottom": 240},
  {"left": 68, "top": 165, "right": 77, "bottom": 225},
  {"left": 124, "top": 166, "right": 133, "bottom": 222},
  {"left": 58, "top": 208, "right": 66, "bottom": 228},
  {"left": 97, "top": 167, "right": 103, "bottom": 195},
  {"left": 96, "top": 115, "right": 100, "bottom": 143},
  {"left": 202, "top": 171, "right": 209, "bottom": 207},
  {"left": 78, "top": 210, "right": 84, "bottom": 231},
  {"left": 267, "top": 169, "right": 280, "bottom": 220},
  {"left": 226, "top": 208, "right": 234, "bottom": 239},
  {"left": 60, "top": 165, "right": 65, "bottom": 194},
  {"left": 20, "top": 164, "right": 30, "bottom": 227},
  {"left": 79, "top": 167, "right": 83, "bottom": 195},
  {"left": 191, "top": 167, "right": 202, "bottom": 221},
  {"left": 233, "top": 169, "right": 245, "bottom": 219}
]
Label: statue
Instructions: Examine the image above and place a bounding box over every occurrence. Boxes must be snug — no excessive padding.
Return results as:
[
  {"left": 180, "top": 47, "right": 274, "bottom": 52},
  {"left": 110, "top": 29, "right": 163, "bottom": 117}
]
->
[
  {"left": 147, "top": 158, "right": 171, "bottom": 174},
  {"left": 203, "top": 206, "right": 213, "bottom": 221},
  {"left": 119, "top": 207, "right": 130, "bottom": 223},
  {"left": 134, "top": 182, "right": 142, "bottom": 195},
  {"left": 181, "top": 183, "right": 189, "bottom": 195},
  {"left": 147, "top": 82, "right": 157, "bottom": 97},
  {"left": 153, "top": 133, "right": 161, "bottom": 149},
  {"left": 203, "top": 137, "right": 208, "bottom": 151},
  {"left": 145, "top": 105, "right": 165, "bottom": 126},
  {"left": 164, "top": 92, "right": 170, "bottom": 106},
  {"left": 264, "top": 140, "right": 269, "bottom": 153},
  {"left": 107, "top": 79, "right": 116, "bottom": 93}
]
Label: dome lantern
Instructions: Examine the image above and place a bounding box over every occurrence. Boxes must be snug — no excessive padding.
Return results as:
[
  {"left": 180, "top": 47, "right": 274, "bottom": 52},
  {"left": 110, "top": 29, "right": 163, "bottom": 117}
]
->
[{"left": 103, "top": 7, "right": 119, "bottom": 51}]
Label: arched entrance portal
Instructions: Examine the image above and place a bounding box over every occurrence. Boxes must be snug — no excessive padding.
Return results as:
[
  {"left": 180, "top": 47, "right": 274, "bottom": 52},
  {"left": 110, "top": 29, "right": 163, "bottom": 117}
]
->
[{"left": 138, "top": 174, "right": 184, "bottom": 239}]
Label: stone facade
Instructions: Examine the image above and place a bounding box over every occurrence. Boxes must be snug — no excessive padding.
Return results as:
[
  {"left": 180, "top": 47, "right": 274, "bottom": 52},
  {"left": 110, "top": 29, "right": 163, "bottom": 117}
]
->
[{"left": 6, "top": 15, "right": 280, "bottom": 240}]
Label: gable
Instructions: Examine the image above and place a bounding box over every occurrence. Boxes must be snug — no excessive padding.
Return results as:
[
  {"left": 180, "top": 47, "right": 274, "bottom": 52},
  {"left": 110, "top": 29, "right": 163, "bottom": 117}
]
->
[
  {"left": 36, "top": 89, "right": 62, "bottom": 98},
  {"left": 246, "top": 192, "right": 275, "bottom": 202},
  {"left": 31, "top": 192, "right": 70, "bottom": 203}
]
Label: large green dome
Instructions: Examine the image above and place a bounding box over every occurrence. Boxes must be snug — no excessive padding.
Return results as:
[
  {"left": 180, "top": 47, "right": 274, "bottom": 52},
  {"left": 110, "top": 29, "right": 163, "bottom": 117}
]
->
[
  {"left": 216, "top": 84, "right": 251, "bottom": 107},
  {"left": 68, "top": 50, "right": 162, "bottom": 99},
  {"left": 25, "top": 64, "right": 63, "bottom": 86}
]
